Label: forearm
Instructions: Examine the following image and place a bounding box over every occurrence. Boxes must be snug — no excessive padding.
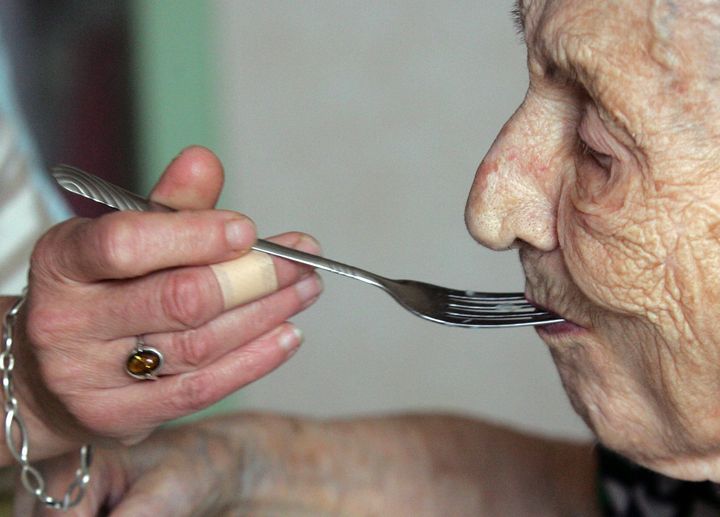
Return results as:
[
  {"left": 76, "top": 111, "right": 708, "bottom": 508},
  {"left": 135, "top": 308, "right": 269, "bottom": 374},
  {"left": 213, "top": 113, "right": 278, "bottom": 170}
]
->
[{"left": 199, "top": 412, "right": 600, "bottom": 516}]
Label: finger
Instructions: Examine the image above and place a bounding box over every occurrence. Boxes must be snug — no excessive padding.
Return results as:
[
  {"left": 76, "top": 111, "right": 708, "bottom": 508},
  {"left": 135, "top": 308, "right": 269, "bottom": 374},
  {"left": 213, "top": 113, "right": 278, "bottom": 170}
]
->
[
  {"left": 76, "top": 272, "right": 319, "bottom": 387},
  {"left": 153, "top": 322, "right": 304, "bottom": 422},
  {"left": 34, "top": 209, "right": 256, "bottom": 282},
  {"left": 64, "top": 231, "right": 320, "bottom": 338},
  {"left": 136, "top": 272, "right": 321, "bottom": 375},
  {"left": 150, "top": 146, "right": 224, "bottom": 210},
  {"left": 35, "top": 233, "right": 321, "bottom": 392},
  {"left": 85, "top": 322, "right": 303, "bottom": 436}
]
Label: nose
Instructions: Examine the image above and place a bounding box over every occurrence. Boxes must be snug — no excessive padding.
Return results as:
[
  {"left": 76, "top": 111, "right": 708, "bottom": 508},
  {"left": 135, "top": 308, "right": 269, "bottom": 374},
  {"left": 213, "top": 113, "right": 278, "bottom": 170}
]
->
[{"left": 465, "top": 97, "right": 566, "bottom": 251}]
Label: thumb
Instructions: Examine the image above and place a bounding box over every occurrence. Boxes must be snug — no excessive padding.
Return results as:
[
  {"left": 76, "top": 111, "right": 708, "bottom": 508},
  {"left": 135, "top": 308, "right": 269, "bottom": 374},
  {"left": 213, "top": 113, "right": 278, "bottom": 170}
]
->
[{"left": 149, "top": 146, "right": 225, "bottom": 210}]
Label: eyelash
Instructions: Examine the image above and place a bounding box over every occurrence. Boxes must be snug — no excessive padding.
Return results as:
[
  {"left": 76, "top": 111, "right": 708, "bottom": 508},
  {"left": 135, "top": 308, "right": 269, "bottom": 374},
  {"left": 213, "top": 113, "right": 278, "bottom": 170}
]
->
[
  {"left": 511, "top": 6, "right": 524, "bottom": 35},
  {"left": 578, "top": 138, "right": 612, "bottom": 169}
]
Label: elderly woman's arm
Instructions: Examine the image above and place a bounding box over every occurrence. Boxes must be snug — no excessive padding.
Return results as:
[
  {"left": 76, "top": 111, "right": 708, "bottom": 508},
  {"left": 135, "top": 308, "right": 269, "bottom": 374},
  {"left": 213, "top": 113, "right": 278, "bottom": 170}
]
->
[
  {"left": 234, "top": 413, "right": 600, "bottom": 516},
  {"left": 17, "top": 413, "right": 600, "bottom": 516}
]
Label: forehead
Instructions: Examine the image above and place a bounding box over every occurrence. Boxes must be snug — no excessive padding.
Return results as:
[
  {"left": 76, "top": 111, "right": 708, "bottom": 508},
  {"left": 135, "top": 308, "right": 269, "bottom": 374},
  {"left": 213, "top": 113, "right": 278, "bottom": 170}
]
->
[
  {"left": 519, "top": 0, "right": 646, "bottom": 26},
  {"left": 517, "top": 0, "right": 717, "bottom": 79},
  {"left": 520, "top": 0, "right": 650, "bottom": 66},
  {"left": 520, "top": 1, "right": 719, "bottom": 110},
  {"left": 519, "top": 1, "right": 659, "bottom": 122},
  {"left": 517, "top": 1, "right": 720, "bottom": 170}
]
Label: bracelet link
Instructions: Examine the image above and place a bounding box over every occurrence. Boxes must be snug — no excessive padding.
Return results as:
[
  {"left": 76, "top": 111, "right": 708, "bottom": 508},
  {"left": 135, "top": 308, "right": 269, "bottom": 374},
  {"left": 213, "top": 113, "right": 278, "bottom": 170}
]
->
[
  {"left": 2, "top": 290, "right": 92, "bottom": 511},
  {"left": 21, "top": 464, "right": 45, "bottom": 496},
  {"left": 5, "top": 407, "right": 29, "bottom": 462}
]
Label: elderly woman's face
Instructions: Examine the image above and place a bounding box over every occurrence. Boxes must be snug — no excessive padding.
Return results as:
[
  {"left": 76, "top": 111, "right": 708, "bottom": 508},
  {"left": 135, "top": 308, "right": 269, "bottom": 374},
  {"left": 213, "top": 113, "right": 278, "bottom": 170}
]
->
[{"left": 466, "top": 0, "right": 720, "bottom": 479}]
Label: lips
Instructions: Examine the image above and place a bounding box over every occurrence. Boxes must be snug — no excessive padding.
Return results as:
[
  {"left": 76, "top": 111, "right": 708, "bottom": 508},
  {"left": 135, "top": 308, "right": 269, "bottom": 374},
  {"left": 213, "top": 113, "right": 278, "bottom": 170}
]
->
[
  {"left": 526, "top": 294, "right": 588, "bottom": 335},
  {"left": 524, "top": 294, "right": 555, "bottom": 316},
  {"left": 520, "top": 244, "right": 595, "bottom": 333},
  {"left": 536, "top": 319, "right": 587, "bottom": 336}
]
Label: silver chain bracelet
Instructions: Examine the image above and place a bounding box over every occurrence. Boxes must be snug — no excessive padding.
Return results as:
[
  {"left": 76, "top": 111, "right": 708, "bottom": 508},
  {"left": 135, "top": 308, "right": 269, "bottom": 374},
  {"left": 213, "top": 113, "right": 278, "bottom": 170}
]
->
[{"left": 1, "top": 290, "right": 91, "bottom": 510}]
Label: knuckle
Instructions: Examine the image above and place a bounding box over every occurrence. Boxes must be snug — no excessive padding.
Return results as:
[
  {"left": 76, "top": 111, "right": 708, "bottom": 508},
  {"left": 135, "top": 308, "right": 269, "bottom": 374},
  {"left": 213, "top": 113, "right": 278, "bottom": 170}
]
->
[
  {"left": 94, "top": 217, "right": 136, "bottom": 274},
  {"left": 28, "top": 231, "right": 53, "bottom": 276},
  {"left": 237, "top": 346, "right": 268, "bottom": 378},
  {"left": 173, "top": 329, "right": 211, "bottom": 368},
  {"left": 159, "top": 270, "right": 209, "bottom": 329},
  {"left": 232, "top": 299, "right": 268, "bottom": 334},
  {"left": 29, "top": 224, "right": 69, "bottom": 282},
  {"left": 173, "top": 373, "right": 215, "bottom": 413},
  {"left": 223, "top": 339, "right": 274, "bottom": 384}
]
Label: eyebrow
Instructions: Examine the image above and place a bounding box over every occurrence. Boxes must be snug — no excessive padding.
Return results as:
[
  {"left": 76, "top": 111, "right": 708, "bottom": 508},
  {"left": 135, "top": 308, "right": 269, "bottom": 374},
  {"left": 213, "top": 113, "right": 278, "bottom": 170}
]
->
[{"left": 511, "top": 0, "right": 525, "bottom": 35}]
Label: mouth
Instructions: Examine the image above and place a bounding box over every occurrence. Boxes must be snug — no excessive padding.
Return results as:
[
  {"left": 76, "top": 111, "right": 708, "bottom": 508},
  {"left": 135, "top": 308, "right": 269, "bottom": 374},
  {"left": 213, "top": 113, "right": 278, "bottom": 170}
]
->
[
  {"left": 526, "top": 295, "right": 588, "bottom": 336},
  {"left": 520, "top": 246, "right": 592, "bottom": 336},
  {"left": 535, "top": 319, "right": 587, "bottom": 336}
]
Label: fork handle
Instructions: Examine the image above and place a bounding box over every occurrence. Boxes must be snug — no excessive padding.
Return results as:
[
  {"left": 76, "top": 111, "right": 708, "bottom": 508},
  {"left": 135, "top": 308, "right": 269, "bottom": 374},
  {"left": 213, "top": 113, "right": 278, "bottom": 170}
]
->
[
  {"left": 252, "top": 239, "right": 382, "bottom": 287},
  {"left": 51, "top": 164, "right": 383, "bottom": 289}
]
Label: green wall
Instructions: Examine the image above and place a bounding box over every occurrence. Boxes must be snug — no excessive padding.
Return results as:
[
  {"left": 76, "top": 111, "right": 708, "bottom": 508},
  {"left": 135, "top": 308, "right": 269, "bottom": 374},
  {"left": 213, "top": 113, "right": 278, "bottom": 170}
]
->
[{"left": 131, "top": 0, "right": 216, "bottom": 193}]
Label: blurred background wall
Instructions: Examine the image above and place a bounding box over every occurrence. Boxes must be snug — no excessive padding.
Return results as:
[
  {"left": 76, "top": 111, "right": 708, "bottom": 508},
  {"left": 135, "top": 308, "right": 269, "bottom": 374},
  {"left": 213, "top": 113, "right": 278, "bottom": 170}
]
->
[
  {"left": 6, "top": 1, "right": 590, "bottom": 439},
  {"left": 206, "top": 1, "right": 588, "bottom": 439},
  {"left": 2, "top": 1, "right": 134, "bottom": 216}
]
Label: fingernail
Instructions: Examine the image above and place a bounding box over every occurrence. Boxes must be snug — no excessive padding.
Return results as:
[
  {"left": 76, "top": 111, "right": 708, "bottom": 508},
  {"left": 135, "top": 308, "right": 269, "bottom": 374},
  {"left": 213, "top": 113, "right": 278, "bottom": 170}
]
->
[
  {"left": 225, "top": 218, "right": 255, "bottom": 250},
  {"left": 296, "top": 274, "right": 323, "bottom": 304},
  {"left": 297, "top": 234, "right": 322, "bottom": 255},
  {"left": 279, "top": 326, "right": 303, "bottom": 352}
]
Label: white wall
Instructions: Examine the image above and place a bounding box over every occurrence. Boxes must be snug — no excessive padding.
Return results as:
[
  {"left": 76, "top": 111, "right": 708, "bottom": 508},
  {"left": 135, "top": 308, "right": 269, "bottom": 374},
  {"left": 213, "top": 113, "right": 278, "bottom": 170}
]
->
[{"left": 211, "top": 1, "right": 589, "bottom": 439}]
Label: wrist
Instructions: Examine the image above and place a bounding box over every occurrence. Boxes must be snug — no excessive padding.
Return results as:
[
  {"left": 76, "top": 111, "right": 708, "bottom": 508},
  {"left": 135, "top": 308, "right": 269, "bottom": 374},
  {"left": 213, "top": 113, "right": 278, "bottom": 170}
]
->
[
  {"left": 0, "top": 294, "right": 83, "bottom": 465},
  {"left": 1, "top": 291, "right": 92, "bottom": 510},
  {"left": 207, "top": 413, "right": 435, "bottom": 514},
  {"left": 197, "top": 413, "right": 352, "bottom": 512}
]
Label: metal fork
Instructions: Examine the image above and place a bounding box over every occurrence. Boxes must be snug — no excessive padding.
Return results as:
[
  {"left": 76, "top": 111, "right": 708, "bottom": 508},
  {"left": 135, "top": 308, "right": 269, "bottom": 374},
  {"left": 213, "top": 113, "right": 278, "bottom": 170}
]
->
[{"left": 51, "top": 165, "right": 562, "bottom": 328}]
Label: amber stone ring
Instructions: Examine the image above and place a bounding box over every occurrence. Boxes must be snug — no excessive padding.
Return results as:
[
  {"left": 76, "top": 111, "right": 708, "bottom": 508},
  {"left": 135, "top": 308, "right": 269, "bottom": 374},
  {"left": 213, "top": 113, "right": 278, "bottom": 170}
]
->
[{"left": 125, "top": 337, "right": 164, "bottom": 380}]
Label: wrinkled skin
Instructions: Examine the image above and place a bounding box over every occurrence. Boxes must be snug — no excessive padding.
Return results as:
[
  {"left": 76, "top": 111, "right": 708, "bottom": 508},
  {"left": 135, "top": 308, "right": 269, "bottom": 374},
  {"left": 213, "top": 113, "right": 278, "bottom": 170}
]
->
[
  {"left": 0, "top": 146, "right": 323, "bottom": 464},
  {"left": 466, "top": 0, "right": 720, "bottom": 480},
  {"left": 12, "top": 413, "right": 597, "bottom": 516}
]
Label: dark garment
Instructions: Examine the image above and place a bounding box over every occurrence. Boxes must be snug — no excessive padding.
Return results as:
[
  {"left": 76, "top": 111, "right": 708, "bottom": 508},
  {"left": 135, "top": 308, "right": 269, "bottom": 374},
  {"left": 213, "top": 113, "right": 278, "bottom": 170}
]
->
[{"left": 597, "top": 445, "right": 720, "bottom": 516}]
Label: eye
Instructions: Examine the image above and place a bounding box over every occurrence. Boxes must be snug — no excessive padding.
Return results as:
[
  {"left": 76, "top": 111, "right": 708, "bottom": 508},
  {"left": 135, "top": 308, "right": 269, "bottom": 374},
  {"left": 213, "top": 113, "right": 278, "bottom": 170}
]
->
[
  {"left": 576, "top": 104, "right": 616, "bottom": 172},
  {"left": 571, "top": 104, "right": 631, "bottom": 212},
  {"left": 578, "top": 138, "right": 613, "bottom": 170}
]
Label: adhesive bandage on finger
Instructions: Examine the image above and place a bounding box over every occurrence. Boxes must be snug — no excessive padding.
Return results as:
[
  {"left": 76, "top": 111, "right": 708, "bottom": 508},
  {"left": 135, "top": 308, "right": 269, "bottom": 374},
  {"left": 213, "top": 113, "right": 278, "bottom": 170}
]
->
[{"left": 210, "top": 251, "right": 278, "bottom": 309}]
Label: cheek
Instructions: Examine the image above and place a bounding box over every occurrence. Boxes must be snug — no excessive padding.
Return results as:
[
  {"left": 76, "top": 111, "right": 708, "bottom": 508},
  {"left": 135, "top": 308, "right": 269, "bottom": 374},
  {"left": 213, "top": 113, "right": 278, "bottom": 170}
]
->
[
  {"left": 661, "top": 204, "right": 720, "bottom": 342},
  {"left": 557, "top": 172, "right": 667, "bottom": 318},
  {"left": 559, "top": 176, "right": 720, "bottom": 348}
]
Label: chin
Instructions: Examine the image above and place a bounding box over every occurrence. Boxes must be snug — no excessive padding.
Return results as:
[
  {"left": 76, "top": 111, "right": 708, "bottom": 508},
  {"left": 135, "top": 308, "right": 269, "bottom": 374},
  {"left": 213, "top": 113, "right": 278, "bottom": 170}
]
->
[
  {"left": 603, "top": 431, "right": 720, "bottom": 483},
  {"left": 547, "top": 333, "right": 720, "bottom": 482},
  {"left": 646, "top": 454, "right": 720, "bottom": 483}
]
